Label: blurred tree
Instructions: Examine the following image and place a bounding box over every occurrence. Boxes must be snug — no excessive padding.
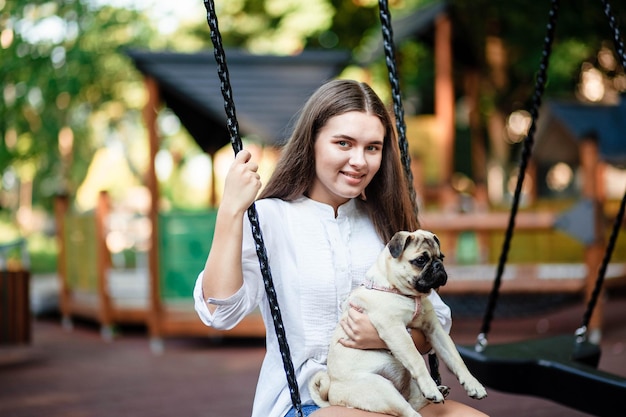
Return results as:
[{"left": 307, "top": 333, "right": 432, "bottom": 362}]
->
[
  {"left": 0, "top": 0, "right": 159, "bottom": 212},
  {"left": 2, "top": 0, "right": 624, "bottom": 214},
  {"left": 450, "top": 0, "right": 626, "bottom": 188},
  {"left": 185, "top": 0, "right": 407, "bottom": 54},
  {"left": 182, "top": 0, "right": 625, "bottom": 112},
  {"left": 453, "top": 0, "right": 626, "bottom": 114}
]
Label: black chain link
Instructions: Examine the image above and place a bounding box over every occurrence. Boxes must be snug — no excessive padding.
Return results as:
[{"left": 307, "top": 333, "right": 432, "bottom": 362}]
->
[
  {"left": 377, "top": 0, "right": 441, "bottom": 386},
  {"left": 378, "top": 0, "right": 418, "bottom": 219},
  {"left": 478, "top": 0, "right": 560, "bottom": 346},
  {"left": 203, "top": 2, "right": 303, "bottom": 416},
  {"left": 578, "top": 0, "right": 626, "bottom": 337}
]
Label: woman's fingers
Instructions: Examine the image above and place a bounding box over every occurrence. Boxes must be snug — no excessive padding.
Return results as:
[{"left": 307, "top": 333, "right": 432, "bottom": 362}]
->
[
  {"left": 340, "top": 303, "right": 387, "bottom": 350},
  {"left": 223, "top": 150, "right": 262, "bottom": 210},
  {"left": 340, "top": 306, "right": 367, "bottom": 344},
  {"left": 348, "top": 302, "right": 364, "bottom": 313},
  {"left": 235, "top": 149, "right": 260, "bottom": 174}
]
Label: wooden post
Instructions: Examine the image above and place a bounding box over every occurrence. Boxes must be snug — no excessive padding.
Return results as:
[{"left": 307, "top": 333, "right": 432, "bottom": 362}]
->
[
  {"left": 54, "top": 194, "right": 71, "bottom": 326},
  {"left": 465, "top": 69, "right": 489, "bottom": 261},
  {"left": 434, "top": 12, "right": 458, "bottom": 259},
  {"left": 434, "top": 13, "right": 456, "bottom": 211},
  {"left": 143, "top": 76, "right": 163, "bottom": 348},
  {"left": 579, "top": 137, "right": 605, "bottom": 341},
  {"left": 96, "top": 190, "right": 113, "bottom": 339},
  {"left": 435, "top": 13, "right": 455, "bottom": 188}
]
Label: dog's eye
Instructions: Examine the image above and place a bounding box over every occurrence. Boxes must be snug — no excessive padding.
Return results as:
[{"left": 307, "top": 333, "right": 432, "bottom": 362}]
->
[{"left": 412, "top": 255, "right": 428, "bottom": 267}]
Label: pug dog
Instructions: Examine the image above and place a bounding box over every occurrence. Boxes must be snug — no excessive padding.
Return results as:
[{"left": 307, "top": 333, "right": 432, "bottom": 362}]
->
[{"left": 309, "top": 229, "right": 487, "bottom": 417}]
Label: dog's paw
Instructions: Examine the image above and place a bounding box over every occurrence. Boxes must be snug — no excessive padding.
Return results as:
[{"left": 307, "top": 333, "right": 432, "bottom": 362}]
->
[
  {"left": 420, "top": 382, "right": 445, "bottom": 404},
  {"left": 438, "top": 385, "right": 451, "bottom": 399},
  {"left": 462, "top": 378, "right": 487, "bottom": 400}
]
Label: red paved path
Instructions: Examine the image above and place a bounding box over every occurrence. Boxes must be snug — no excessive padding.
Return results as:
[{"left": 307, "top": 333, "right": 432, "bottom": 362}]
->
[{"left": 1, "top": 293, "right": 625, "bottom": 417}]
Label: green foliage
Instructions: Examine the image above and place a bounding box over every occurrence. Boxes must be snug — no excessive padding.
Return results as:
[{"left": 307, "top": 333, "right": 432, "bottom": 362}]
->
[
  {"left": 0, "top": 0, "right": 159, "bottom": 209},
  {"left": 0, "top": 211, "right": 20, "bottom": 242},
  {"left": 189, "top": 0, "right": 337, "bottom": 53},
  {"left": 27, "top": 231, "right": 58, "bottom": 273},
  {"left": 453, "top": 0, "right": 626, "bottom": 110}
]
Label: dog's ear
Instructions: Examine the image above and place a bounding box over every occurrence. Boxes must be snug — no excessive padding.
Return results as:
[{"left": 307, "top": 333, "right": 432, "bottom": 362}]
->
[
  {"left": 433, "top": 234, "right": 440, "bottom": 248},
  {"left": 432, "top": 234, "right": 445, "bottom": 258},
  {"left": 388, "top": 231, "right": 412, "bottom": 259}
]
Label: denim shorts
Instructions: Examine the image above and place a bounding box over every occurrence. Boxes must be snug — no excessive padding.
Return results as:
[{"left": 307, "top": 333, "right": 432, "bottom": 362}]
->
[{"left": 284, "top": 404, "right": 320, "bottom": 417}]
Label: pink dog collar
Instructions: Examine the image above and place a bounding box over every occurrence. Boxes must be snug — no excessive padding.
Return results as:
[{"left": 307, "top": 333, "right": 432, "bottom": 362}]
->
[{"left": 361, "top": 280, "right": 422, "bottom": 319}]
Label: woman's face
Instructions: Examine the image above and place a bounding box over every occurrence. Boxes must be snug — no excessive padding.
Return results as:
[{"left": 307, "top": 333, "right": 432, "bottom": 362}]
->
[{"left": 308, "top": 111, "right": 384, "bottom": 211}]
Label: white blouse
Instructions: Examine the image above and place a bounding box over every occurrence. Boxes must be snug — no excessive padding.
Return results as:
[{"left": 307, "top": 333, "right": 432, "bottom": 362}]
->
[{"left": 193, "top": 197, "right": 452, "bottom": 417}]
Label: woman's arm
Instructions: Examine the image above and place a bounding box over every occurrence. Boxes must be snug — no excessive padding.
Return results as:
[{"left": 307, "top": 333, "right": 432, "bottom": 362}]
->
[
  {"left": 338, "top": 304, "right": 432, "bottom": 353},
  {"left": 201, "top": 150, "right": 261, "bottom": 312}
]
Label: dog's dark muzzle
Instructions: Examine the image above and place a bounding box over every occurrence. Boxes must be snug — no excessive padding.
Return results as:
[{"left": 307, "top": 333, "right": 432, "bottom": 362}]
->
[{"left": 414, "top": 260, "right": 448, "bottom": 293}]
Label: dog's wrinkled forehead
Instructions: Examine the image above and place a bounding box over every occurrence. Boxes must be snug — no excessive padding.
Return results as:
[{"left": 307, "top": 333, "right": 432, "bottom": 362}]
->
[
  {"left": 421, "top": 233, "right": 440, "bottom": 253},
  {"left": 388, "top": 230, "right": 441, "bottom": 259}
]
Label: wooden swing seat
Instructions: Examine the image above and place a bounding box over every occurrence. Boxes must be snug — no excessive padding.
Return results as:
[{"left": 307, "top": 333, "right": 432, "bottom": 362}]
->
[{"left": 457, "top": 334, "right": 626, "bottom": 415}]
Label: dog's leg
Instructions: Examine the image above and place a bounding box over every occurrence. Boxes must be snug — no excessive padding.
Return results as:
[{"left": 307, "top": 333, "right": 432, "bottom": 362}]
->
[
  {"left": 330, "top": 375, "right": 422, "bottom": 417},
  {"left": 427, "top": 324, "right": 487, "bottom": 400},
  {"left": 309, "top": 371, "right": 332, "bottom": 407},
  {"left": 375, "top": 323, "right": 445, "bottom": 404},
  {"left": 407, "top": 379, "right": 430, "bottom": 413}
]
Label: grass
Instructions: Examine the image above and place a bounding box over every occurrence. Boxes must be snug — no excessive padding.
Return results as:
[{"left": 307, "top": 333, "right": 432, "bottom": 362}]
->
[
  {"left": 0, "top": 211, "right": 58, "bottom": 274},
  {"left": 27, "top": 233, "right": 59, "bottom": 274}
]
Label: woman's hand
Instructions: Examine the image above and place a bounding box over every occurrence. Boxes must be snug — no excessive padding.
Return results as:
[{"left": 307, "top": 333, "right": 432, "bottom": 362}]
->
[
  {"left": 221, "top": 150, "right": 262, "bottom": 214},
  {"left": 338, "top": 303, "right": 432, "bottom": 353},
  {"left": 338, "top": 303, "right": 387, "bottom": 350}
]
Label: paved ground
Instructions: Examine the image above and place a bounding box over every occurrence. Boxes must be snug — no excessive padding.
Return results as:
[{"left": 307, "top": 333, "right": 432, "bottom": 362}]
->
[{"left": 1, "top": 290, "right": 625, "bottom": 417}]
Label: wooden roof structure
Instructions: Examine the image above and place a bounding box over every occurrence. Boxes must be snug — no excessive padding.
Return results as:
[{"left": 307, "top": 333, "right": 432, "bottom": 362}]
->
[
  {"left": 127, "top": 49, "right": 351, "bottom": 154},
  {"left": 535, "top": 97, "right": 626, "bottom": 167}
]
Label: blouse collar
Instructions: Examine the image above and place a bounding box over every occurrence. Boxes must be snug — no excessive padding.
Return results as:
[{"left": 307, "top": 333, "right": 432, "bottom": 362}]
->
[{"left": 296, "top": 196, "right": 359, "bottom": 220}]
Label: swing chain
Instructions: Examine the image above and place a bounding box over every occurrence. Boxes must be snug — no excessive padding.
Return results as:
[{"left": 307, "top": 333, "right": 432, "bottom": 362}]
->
[
  {"left": 477, "top": 0, "right": 560, "bottom": 348},
  {"left": 377, "top": 0, "right": 418, "bottom": 218},
  {"left": 377, "top": 0, "right": 445, "bottom": 387},
  {"left": 203, "top": 2, "right": 304, "bottom": 416},
  {"left": 601, "top": 0, "right": 626, "bottom": 71},
  {"left": 579, "top": 180, "right": 626, "bottom": 339},
  {"left": 576, "top": 0, "right": 626, "bottom": 341},
  {"left": 475, "top": 332, "right": 488, "bottom": 353},
  {"left": 575, "top": 325, "right": 588, "bottom": 343},
  {"left": 204, "top": 1, "right": 242, "bottom": 153}
]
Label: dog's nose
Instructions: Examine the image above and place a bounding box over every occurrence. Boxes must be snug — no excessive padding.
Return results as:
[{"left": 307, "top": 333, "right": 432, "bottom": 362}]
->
[{"left": 432, "top": 261, "right": 447, "bottom": 287}]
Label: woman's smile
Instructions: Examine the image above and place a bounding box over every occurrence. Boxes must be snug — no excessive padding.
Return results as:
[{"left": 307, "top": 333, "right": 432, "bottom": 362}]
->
[{"left": 341, "top": 170, "right": 366, "bottom": 182}]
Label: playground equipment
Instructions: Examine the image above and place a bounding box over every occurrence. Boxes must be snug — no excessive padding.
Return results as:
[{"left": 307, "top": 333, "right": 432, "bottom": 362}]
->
[
  {"left": 54, "top": 191, "right": 149, "bottom": 340},
  {"left": 421, "top": 130, "right": 626, "bottom": 320},
  {"left": 54, "top": 191, "right": 265, "bottom": 349},
  {"left": 451, "top": 1, "right": 626, "bottom": 414},
  {"left": 129, "top": 48, "right": 351, "bottom": 351},
  {"left": 147, "top": 209, "right": 265, "bottom": 353}
]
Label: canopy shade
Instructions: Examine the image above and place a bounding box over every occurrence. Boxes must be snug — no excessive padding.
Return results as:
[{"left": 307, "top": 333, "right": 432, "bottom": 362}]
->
[
  {"left": 536, "top": 96, "right": 626, "bottom": 167},
  {"left": 127, "top": 49, "right": 351, "bottom": 154}
]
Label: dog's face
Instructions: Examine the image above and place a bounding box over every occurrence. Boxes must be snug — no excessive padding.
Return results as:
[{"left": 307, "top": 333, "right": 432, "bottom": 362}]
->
[{"left": 385, "top": 229, "right": 447, "bottom": 294}]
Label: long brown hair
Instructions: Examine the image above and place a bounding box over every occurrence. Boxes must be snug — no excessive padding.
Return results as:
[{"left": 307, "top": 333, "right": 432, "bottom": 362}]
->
[{"left": 259, "top": 79, "right": 419, "bottom": 242}]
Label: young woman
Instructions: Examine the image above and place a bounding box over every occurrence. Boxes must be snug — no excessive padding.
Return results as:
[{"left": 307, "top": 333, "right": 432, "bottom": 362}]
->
[{"left": 194, "top": 80, "right": 488, "bottom": 417}]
